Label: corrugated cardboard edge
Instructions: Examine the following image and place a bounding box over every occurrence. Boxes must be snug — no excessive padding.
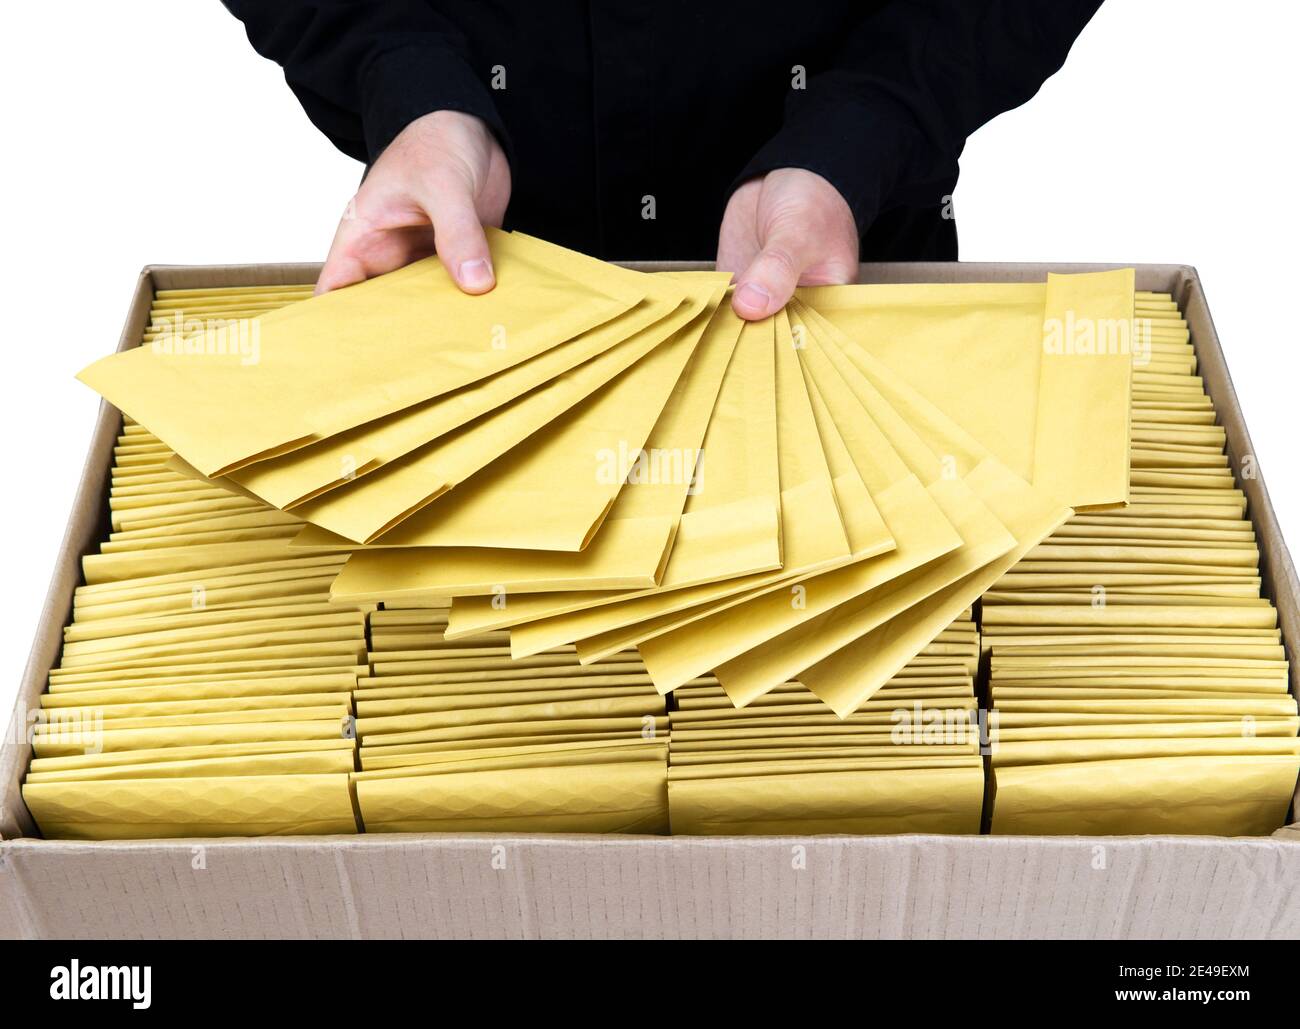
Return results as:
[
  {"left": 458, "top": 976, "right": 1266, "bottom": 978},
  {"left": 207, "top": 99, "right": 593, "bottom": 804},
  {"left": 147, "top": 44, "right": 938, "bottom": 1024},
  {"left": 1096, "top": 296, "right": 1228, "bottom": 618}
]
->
[
  {"left": 2, "top": 259, "right": 1297, "bottom": 940},
  {"left": 4, "top": 832, "right": 1300, "bottom": 939}
]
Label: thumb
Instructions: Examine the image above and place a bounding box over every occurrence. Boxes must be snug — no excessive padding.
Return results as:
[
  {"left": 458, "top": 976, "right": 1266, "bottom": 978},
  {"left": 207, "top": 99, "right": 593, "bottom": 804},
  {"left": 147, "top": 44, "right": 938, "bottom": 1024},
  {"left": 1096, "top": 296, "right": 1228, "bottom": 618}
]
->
[
  {"left": 731, "top": 237, "right": 810, "bottom": 320},
  {"left": 425, "top": 180, "right": 496, "bottom": 295}
]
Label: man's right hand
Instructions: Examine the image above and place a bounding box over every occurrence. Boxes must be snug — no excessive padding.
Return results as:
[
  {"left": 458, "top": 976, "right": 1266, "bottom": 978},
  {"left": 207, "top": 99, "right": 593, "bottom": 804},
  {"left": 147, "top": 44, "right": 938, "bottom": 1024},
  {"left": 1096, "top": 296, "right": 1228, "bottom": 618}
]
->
[{"left": 316, "top": 110, "right": 511, "bottom": 295}]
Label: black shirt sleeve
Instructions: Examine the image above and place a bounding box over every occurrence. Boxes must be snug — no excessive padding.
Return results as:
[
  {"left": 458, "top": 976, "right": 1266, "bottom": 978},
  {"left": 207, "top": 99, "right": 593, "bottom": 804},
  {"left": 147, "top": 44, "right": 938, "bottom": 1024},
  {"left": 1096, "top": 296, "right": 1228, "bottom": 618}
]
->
[
  {"left": 735, "top": 0, "right": 1105, "bottom": 234},
  {"left": 221, "top": 0, "right": 510, "bottom": 165}
]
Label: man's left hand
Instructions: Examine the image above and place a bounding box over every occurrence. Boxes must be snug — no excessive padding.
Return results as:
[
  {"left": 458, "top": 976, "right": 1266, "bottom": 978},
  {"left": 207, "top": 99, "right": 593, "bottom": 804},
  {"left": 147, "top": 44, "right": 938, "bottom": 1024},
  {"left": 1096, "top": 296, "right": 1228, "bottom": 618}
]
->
[{"left": 717, "top": 168, "right": 859, "bottom": 320}]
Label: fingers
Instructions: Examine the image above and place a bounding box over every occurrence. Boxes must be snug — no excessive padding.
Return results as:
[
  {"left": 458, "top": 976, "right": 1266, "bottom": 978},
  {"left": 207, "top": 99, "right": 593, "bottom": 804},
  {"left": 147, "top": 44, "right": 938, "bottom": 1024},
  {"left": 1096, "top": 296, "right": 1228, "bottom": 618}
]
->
[
  {"left": 732, "top": 240, "right": 806, "bottom": 320},
  {"left": 315, "top": 187, "right": 493, "bottom": 297},
  {"left": 716, "top": 179, "right": 762, "bottom": 276},
  {"left": 727, "top": 169, "right": 860, "bottom": 320},
  {"left": 425, "top": 182, "right": 496, "bottom": 294},
  {"left": 315, "top": 196, "right": 434, "bottom": 295},
  {"left": 316, "top": 110, "right": 507, "bottom": 296},
  {"left": 316, "top": 200, "right": 374, "bottom": 295}
]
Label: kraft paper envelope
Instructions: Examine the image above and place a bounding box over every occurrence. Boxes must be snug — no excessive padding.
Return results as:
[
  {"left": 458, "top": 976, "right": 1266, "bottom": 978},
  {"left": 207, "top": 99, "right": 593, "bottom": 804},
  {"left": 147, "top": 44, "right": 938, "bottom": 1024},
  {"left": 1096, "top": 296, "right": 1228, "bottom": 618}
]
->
[
  {"left": 992, "top": 719, "right": 1300, "bottom": 741},
  {"left": 503, "top": 311, "right": 869, "bottom": 661},
  {"left": 363, "top": 715, "right": 668, "bottom": 748},
  {"left": 79, "top": 229, "right": 648, "bottom": 477},
  {"left": 982, "top": 604, "right": 1276, "bottom": 630},
  {"left": 328, "top": 288, "right": 740, "bottom": 598},
  {"left": 355, "top": 758, "right": 668, "bottom": 834},
  {"left": 28, "top": 739, "right": 355, "bottom": 774},
  {"left": 442, "top": 312, "right": 782, "bottom": 638},
  {"left": 40, "top": 675, "right": 359, "bottom": 708},
  {"left": 668, "top": 755, "right": 980, "bottom": 778},
  {"left": 1031, "top": 269, "right": 1135, "bottom": 508},
  {"left": 799, "top": 280, "right": 1047, "bottom": 480},
  {"left": 63, "top": 599, "right": 347, "bottom": 642},
  {"left": 356, "top": 686, "right": 660, "bottom": 727},
  {"left": 566, "top": 309, "right": 908, "bottom": 667},
  {"left": 356, "top": 692, "right": 666, "bottom": 737},
  {"left": 986, "top": 641, "right": 1284, "bottom": 660},
  {"left": 989, "top": 756, "right": 1297, "bottom": 836},
  {"left": 295, "top": 290, "right": 718, "bottom": 552},
  {"left": 356, "top": 737, "right": 665, "bottom": 769},
  {"left": 57, "top": 625, "right": 364, "bottom": 667},
  {"left": 356, "top": 682, "right": 659, "bottom": 721},
  {"left": 35, "top": 703, "right": 350, "bottom": 736},
  {"left": 993, "top": 688, "right": 1283, "bottom": 701},
  {"left": 24, "top": 774, "right": 358, "bottom": 839},
  {"left": 74, "top": 554, "right": 345, "bottom": 600},
  {"left": 759, "top": 317, "right": 1074, "bottom": 715},
  {"left": 24, "top": 748, "right": 357, "bottom": 783},
  {"left": 33, "top": 717, "right": 353, "bottom": 758},
  {"left": 42, "top": 692, "right": 353, "bottom": 723},
  {"left": 227, "top": 269, "right": 708, "bottom": 510},
  {"left": 360, "top": 731, "right": 656, "bottom": 768},
  {"left": 708, "top": 307, "right": 1031, "bottom": 708},
  {"left": 670, "top": 743, "right": 976, "bottom": 765},
  {"left": 624, "top": 307, "right": 962, "bottom": 690},
  {"left": 667, "top": 764, "right": 983, "bottom": 835},
  {"left": 792, "top": 483, "right": 1075, "bottom": 717},
  {"left": 993, "top": 697, "right": 1297, "bottom": 717},
  {"left": 360, "top": 734, "right": 663, "bottom": 767},
  {"left": 800, "top": 270, "right": 1135, "bottom": 509},
  {"left": 82, "top": 540, "right": 354, "bottom": 587},
  {"left": 286, "top": 284, "right": 717, "bottom": 544},
  {"left": 82, "top": 231, "right": 650, "bottom": 475},
  {"left": 61, "top": 611, "right": 363, "bottom": 657},
  {"left": 48, "top": 658, "right": 367, "bottom": 689},
  {"left": 359, "top": 672, "right": 654, "bottom": 701},
  {"left": 991, "top": 714, "right": 1291, "bottom": 730}
]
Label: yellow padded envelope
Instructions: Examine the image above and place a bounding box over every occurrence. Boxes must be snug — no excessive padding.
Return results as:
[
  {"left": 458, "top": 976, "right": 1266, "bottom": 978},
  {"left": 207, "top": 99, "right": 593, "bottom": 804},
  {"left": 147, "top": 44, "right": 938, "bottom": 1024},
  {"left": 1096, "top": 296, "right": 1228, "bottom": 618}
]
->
[
  {"left": 291, "top": 289, "right": 718, "bottom": 553},
  {"left": 327, "top": 286, "right": 739, "bottom": 598},
  {"left": 24, "top": 773, "right": 358, "bottom": 840},
  {"left": 667, "top": 763, "right": 984, "bottom": 835},
  {"left": 79, "top": 229, "right": 648, "bottom": 477},
  {"left": 355, "top": 756, "right": 669, "bottom": 834},
  {"left": 227, "top": 263, "right": 702, "bottom": 510},
  {"left": 708, "top": 305, "right": 1033, "bottom": 708},
  {"left": 989, "top": 755, "right": 1298, "bottom": 836},
  {"left": 287, "top": 281, "right": 719, "bottom": 543},
  {"left": 503, "top": 310, "right": 865, "bottom": 660},
  {"left": 623, "top": 307, "right": 961, "bottom": 692},
  {"left": 565, "top": 310, "right": 905, "bottom": 667},
  {"left": 800, "top": 269, "right": 1135, "bottom": 509},
  {"left": 442, "top": 312, "right": 782, "bottom": 638}
]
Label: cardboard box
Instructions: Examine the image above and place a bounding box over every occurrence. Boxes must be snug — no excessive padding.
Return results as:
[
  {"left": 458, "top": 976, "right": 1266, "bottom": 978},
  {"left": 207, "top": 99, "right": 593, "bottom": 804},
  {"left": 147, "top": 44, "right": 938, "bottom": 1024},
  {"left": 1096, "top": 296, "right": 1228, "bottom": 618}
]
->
[{"left": 3, "top": 260, "right": 1299, "bottom": 940}]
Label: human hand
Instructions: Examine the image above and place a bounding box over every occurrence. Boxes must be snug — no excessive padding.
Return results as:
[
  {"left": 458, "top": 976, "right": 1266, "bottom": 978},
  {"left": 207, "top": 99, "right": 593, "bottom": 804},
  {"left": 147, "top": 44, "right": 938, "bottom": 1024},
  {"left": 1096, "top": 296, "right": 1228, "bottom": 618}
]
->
[
  {"left": 316, "top": 110, "right": 511, "bottom": 295},
  {"left": 717, "top": 168, "right": 859, "bottom": 320}
]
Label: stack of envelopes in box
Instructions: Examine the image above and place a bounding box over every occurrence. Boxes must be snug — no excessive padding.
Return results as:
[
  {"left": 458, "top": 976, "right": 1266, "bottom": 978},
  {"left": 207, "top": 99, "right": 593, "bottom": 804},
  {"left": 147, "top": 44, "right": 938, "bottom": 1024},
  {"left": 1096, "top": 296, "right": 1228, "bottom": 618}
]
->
[
  {"left": 58, "top": 233, "right": 1298, "bottom": 839},
  {"left": 985, "top": 292, "right": 1299, "bottom": 836},
  {"left": 351, "top": 606, "right": 671, "bottom": 833},
  {"left": 23, "top": 410, "right": 365, "bottom": 839},
  {"left": 665, "top": 613, "right": 982, "bottom": 834}
]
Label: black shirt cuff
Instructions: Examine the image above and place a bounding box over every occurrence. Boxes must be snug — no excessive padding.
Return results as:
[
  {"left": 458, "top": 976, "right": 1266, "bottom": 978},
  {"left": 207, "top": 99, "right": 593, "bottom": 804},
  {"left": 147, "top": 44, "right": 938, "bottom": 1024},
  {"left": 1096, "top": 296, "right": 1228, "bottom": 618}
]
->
[
  {"left": 359, "top": 44, "right": 512, "bottom": 166},
  {"left": 732, "top": 93, "right": 921, "bottom": 237}
]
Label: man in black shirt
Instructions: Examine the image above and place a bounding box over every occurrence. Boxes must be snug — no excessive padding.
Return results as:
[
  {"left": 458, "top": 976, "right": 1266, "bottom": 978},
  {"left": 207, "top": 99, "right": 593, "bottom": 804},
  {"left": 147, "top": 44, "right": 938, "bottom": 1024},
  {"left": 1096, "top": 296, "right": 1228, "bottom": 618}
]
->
[{"left": 224, "top": 1, "right": 1103, "bottom": 317}]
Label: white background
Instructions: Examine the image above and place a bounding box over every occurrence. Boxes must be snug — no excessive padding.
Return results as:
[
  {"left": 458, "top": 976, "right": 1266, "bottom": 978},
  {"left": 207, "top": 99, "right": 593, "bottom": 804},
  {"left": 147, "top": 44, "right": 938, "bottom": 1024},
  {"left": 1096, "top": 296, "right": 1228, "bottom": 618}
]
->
[{"left": 2, "top": 0, "right": 1296, "bottom": 712}]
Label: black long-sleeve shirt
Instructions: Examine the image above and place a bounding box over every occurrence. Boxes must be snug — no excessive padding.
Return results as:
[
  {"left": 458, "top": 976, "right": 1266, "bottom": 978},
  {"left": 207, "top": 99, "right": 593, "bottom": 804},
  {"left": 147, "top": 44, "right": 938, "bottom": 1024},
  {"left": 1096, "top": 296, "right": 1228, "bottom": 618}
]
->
[{"left": 223, "top": 0, "right": 1102, "bottom": 261}]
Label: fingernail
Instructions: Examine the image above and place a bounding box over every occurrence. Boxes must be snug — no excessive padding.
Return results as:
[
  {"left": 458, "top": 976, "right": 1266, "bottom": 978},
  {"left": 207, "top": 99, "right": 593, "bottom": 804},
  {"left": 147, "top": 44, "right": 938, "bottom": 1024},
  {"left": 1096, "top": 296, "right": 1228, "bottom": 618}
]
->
[
  {"left": 458, "top": 259, "right": 494, "bottom": 290},
  {"left": 734, "top": 282, "right": 771, "bottom": 314}
]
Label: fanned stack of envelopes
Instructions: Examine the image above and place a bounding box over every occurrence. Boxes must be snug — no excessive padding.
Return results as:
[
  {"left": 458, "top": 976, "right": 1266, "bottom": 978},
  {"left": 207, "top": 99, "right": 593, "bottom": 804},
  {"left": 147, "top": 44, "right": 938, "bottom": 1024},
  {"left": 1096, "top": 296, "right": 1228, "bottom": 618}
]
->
[
  {"left": 50, "top": 234, "right": 1296, "bottom": 840},
  {"left": 78, "top": 236, "right": 1129, "bottom": 723},
  {"left": 985, "top": 291, "right": 1299, "bottom": 836},
  {"left": 352, "top": 605, "right": 671, "bottom": 834}
]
